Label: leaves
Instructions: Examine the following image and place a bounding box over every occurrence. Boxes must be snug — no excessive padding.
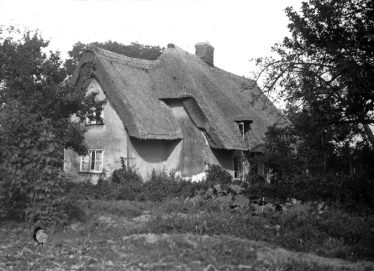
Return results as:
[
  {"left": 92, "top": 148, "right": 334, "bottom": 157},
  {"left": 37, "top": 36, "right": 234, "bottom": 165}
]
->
[
  {"left": 0, "top": 27, "right": 105, "bottom": 226},
  {"left": 254, "top": 0, "right": 374, "bottom": 146},
  {"left": 65, "top": 41, "right": 164, "bottom": 75}
]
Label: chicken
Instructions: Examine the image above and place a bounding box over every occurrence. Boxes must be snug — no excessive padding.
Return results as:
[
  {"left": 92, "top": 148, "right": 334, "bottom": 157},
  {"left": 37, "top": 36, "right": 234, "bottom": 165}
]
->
[{"left": 33, "top": 227, "right": 48, "bottom": 247}]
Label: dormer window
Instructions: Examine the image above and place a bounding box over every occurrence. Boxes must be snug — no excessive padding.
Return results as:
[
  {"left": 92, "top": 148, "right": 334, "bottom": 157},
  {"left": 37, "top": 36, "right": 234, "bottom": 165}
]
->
[
  {"left": 238, "top": 122, "right": 245, "bottom": 139},
  {"left": 235, "top": 120, "right": 252, "bottom": 140}
]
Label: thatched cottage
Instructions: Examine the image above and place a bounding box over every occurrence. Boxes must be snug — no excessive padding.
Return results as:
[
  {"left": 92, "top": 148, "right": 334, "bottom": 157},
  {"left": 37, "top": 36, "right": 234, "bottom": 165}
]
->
[{"left": 64, "top": 42, "right": 289, "bottom": 182}]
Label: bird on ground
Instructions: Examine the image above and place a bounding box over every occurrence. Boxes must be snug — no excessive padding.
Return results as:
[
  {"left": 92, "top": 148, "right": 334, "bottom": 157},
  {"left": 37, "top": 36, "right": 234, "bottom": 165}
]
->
[{"left": 33, "top": 227, "right": 48, "bottom": 247}]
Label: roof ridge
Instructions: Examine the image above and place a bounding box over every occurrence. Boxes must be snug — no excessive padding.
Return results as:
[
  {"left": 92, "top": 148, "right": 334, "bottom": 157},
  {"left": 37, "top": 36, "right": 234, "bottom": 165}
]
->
[
  {"left": 75, "top": 43, "right": 289, "bottom": 149},
  {"left": 87, "top": 46, "right": 158, "bottom": 69}
]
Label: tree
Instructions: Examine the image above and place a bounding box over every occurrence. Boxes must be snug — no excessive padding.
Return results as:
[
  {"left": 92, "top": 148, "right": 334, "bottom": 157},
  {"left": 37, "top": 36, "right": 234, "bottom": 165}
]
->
[
  {"left": 65, "top": 41, "right": 164, "bottom": 75},
  {"left": 0, "top": 27, "right": 104, "bottom": 225},
  {"left": 254, "top": 0, "right": 374, "bottom": 147}
]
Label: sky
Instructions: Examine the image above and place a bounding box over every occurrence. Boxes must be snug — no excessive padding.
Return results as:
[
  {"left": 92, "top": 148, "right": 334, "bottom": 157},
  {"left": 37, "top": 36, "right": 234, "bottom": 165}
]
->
[{"left": 0, "top": 0, "right": 302, "bottom": 77}]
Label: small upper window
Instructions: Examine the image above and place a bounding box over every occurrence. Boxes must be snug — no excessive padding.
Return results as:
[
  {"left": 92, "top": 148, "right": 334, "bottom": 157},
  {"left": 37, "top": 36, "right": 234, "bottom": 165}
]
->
[
  {"left": 80, "top": 150, "right": 104, "bottom": 172},
  {"left": 235, "top": 120, "right": 251, "bottom": 140},
  {"left": 238, "top": 122, "right": 245, "bottom": 139},
  {"left": 86, "top": 109, "right": 104, "bottom": 126}
]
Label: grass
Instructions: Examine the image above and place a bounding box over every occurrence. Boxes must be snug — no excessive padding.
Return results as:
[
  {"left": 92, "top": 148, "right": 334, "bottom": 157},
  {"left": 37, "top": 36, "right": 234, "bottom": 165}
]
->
[
  {"left": 146, "top": 206, "right": 374, "bottom": 261},
  {"left": 1, "top": 199, "right": 373, "bottom": 270}
]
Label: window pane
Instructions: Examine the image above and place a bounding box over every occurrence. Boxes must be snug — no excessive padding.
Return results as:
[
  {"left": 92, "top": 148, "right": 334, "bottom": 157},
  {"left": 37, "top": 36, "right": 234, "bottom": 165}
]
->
[
  {"left": 81, "top": 155, "right": 90, "bottom": 171},
  {"left": 90, "top": 151, "right": 96, "bottom": 170},
  {"left": 96, "top": 151, "right": 103, "bottom": 171},
  {"left": 238, "top": 122, "right": 245, "bottom": 138},
  {"left": 81, "top": 150, "right": 103, "bottom": 172}
]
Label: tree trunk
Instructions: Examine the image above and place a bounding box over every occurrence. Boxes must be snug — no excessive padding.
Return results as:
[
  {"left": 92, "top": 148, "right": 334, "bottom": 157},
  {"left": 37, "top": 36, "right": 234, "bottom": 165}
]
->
[{"left": 363, "top": 124, "right": 374, "bottom": 148}]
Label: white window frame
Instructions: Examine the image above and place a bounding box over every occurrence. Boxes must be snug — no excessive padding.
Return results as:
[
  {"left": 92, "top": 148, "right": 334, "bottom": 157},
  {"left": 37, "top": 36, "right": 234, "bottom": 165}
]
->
[
  {"left": 80, "top": 149, "right": 104, "bottom": 173},
  {"left": 238, "top": 122, "right": 245, "bottom": 139}
]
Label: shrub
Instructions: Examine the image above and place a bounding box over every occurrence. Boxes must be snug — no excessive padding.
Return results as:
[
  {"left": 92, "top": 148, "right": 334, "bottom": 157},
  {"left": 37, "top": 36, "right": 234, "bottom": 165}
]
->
[
  {"left": 316, "top": 210, "right": 374, "bottom": 259},
  {"left": 0, "top": 28, "right": 105, "bottom": 229},
  {"left": 0, "top": 138, "right": 69, "bottom": 228},
  {"left": 65, "top": 165, "right": 144, "bottom": 201},
  {"left": 111, "top": 168, "right": 143, "bottom": 201},
  {"left": 243, "top": 172, "right": 374, "bottom": 210},
  {"left": 65, "top": 164, "right": 239, "bottom": 202},
  {"left": 141, "top": 165, "right": 235, "bottom": 201},
  {"left": 245, "top": 173, "right": 266, "bottom": 186},
  {"left": 111, "top": 163, "right": 142, "bottom": 184},
  {"left": 142, "top": 170, "right": 177, "bottom": 201},
  {"left": 204, "top": 164, "right": 233, "bottom": 189}
]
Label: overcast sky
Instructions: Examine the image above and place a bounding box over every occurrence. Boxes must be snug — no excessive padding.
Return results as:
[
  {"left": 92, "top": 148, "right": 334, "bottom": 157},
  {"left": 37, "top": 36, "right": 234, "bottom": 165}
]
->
[{"left": 0, "top": 0, "right": 302, "bottom": 77}]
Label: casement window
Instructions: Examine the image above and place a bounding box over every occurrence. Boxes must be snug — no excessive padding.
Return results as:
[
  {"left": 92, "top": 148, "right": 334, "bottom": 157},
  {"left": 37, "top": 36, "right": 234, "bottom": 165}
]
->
[
  {"left": 238, "top": 122, "right": 245, "bottom": 139},
  {"left": 86, "top": 109, "right": 104, "bottom": 126},
  {"left": 235, "top": 120, "right": 252, "bottom": 140},
  {"left": 80, "top": 150, "right": 104, "bottom": 172}
]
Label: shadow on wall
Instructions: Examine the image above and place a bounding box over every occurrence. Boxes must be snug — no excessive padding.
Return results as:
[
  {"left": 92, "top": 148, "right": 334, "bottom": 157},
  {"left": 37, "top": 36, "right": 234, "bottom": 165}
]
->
[
  {"left": 212, "top": 149, "right": 235, "bottom": 171},
  {"left": 129, "top": 138, "right": 180, "bottom": 163}
]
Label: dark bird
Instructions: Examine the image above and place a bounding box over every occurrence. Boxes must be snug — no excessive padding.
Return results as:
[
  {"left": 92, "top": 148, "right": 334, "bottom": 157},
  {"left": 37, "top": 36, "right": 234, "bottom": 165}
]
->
[{"left": 33, "top": 227, "right": 48, "bottom": 247}]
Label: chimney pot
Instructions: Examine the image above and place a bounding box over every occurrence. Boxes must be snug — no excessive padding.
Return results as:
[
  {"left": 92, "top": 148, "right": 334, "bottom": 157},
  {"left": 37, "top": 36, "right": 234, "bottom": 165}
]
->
[{"left": 195, "top": 42, "right": 214, "bottom": 66}]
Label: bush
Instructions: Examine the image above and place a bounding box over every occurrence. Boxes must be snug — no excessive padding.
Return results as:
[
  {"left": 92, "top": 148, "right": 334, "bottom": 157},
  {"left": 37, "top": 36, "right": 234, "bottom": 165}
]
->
[
  {"left": 316, "top": 210, "right": 374, "bottom": 259},
  {"left": 111, "top": 166, "right": 143, "bottom": 201},
  {"left": 112, "top": 165, "right": 142, "bottom": 184},
  {"left": 244, "top": 173, "right": 374, "bottom": 210},
  {"left": 64, "top": 164, "right": 238, "bottom": 202},
  {"left": 204, "top": 164, "right": 233, "bottom": 189},
  {"left": 65, "top": 165, "right": 144, "bottom": 201},
  {"left": 141, "top": 165, "right": 235, "bottom": 201},
  {"left": 142, "top": 170, "right": 181, "bottom": 201},
  {"left": 66, "top": 163, "right": 374, "bottom": 212},
  {"left": 0, "top": 147, "right": 69, "bottom": 228}
]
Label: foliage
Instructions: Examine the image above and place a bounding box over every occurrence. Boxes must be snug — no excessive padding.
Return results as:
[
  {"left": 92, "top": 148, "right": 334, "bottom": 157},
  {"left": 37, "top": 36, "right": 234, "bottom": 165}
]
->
[
  {"left": 252, "top": 125, "right": 302, "bottom": 179},
  {"left": 144, "top": 199, "right": 374, "bottom": 261},
  {"left": 245, "top": 173, "right": 374, "bottom": 209},
  {"left": 66, "top": 159, "right": 374, "bottom": 210},
  {"left": 254, "top": 0, "right": 374, "bottom": 147},
  {"left": 1, "top": 196, "right": 373, "bottom": 269},
  {"left": 204, "top": 164, "right": 233, "bottom": 189},
  {"left": 0, "top": 27, "right": 104, "bottom": 226},
  {"left": 65, "top": 40, "right": 164, "bottom": 75},
  {"left": 248, "top": 0, "right": 374, "bottom": 214},
  {"left": 66, "top": 164, "right": 237, "bottom": 202},
  {"left": 141, "top": 170, "right": 179, "bottom": 201},
  {"left": 4, "top": 211, "right": 371, "bottom": 271},
  {"left": 252, "top": 114, "right": 374, "bottom": 209},
  {"left": 111, "top": 158, "right": 143, "bottom": 200}
]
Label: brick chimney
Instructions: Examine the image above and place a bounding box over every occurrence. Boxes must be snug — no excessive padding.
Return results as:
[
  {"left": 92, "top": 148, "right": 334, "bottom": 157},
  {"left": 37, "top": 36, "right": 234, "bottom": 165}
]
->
[{"left": 195, "top": 42, "right": 214, "bottom": 66}]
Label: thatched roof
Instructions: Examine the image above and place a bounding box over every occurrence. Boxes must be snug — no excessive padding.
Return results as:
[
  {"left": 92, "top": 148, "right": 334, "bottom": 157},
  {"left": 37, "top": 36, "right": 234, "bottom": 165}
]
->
[{"left": 72, "top": 45, "right": 289, "bottom": 150}]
